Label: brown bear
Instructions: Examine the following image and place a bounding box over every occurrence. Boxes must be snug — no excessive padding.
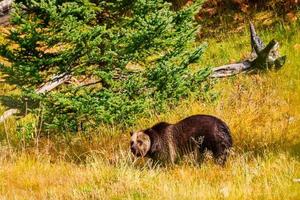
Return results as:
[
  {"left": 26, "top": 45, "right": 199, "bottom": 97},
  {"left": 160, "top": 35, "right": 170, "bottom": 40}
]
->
[{"left": 130, "top": 114, "right": 232, "bottom": 165}]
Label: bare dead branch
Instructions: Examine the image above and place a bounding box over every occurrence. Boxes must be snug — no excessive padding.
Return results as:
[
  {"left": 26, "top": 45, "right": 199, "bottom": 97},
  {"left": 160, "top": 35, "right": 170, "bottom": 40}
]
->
[
  {"left": 250, "top": 21, "right": 265, "bottom": 55},
  {"left": 0, "top": 73, "right": 71, "bottom": 123},
  {"left": 0, "top": 108, "right": 18, "bottom": 123},
  {"left": 36, "top": 73, "right": 71, "bottom": 94},
  {"left": 77, "top": 80, "right": 103, "bottom": 88}
]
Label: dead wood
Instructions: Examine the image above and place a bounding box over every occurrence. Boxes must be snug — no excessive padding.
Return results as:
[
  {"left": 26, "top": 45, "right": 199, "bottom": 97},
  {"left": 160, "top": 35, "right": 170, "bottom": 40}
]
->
[
  {"left": 211, "top": 22, "right": 286, "bottom": 78},
  {"left": 0, "top": 73, "right": 71, "bottom": 123}
]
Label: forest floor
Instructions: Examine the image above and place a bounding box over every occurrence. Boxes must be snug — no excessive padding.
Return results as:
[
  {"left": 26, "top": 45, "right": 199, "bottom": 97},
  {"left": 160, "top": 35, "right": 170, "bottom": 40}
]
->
[{"left": 0, "top": 10, "right": 300, "bottom": 200}]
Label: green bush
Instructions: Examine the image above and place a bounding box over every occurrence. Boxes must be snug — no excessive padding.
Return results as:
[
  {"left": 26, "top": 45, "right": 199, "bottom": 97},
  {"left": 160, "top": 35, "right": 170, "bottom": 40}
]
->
[{"left": 0, "top": 0, "right": 211, "bottom": 133}]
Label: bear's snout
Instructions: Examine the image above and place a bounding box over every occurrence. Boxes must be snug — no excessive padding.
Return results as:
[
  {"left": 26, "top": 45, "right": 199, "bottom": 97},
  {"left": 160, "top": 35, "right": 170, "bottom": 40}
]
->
[
  {"left": 131, "top": 146, "right": 136, "bottom": 154},
  {"left": 131, "top": 145, "right": 142, "bottom": 157}
]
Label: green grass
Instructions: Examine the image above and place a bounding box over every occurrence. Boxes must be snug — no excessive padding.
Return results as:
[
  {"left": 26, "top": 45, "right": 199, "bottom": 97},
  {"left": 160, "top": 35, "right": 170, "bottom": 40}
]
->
[{"left": 0, "top": 20, "right": 300, "bottom": 199}]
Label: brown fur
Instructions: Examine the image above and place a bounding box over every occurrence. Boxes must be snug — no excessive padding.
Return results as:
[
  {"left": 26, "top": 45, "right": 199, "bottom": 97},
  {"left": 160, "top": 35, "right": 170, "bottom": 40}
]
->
[{"left": 130, "top": 114, "right": 233, "bottom": 165}]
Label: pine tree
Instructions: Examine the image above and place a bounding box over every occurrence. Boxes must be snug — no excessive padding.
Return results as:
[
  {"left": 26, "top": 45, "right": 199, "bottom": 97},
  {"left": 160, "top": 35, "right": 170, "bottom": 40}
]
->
[{"left": 0, "top": 0, "right": 210, "bottom": 133}]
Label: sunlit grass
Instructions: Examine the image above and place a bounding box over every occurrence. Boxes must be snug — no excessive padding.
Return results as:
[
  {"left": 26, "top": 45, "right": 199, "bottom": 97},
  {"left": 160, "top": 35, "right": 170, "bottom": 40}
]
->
[{"left": 0, "top": 151, "right": 298, "bottom": 199}]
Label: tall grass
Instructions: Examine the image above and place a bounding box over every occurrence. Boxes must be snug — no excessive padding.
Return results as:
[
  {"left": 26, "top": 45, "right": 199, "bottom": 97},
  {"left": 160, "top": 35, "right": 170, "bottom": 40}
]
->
[
  {"left": 0, "top": 152, "right": 298, "bottom": 199},
  {"left": 0, "top": 20, "right": 299, "bottom": 199}
]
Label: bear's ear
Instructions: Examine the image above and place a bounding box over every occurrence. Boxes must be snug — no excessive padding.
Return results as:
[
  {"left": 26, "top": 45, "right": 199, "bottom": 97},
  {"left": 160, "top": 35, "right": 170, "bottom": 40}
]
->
[{"left": 130, "top": 131, "right": 133, "bottom": 136}]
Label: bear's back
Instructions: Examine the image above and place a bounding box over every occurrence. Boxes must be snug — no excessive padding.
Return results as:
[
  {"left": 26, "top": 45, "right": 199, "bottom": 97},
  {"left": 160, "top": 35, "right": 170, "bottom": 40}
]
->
[{"left": 173, "top": 114, "right": 232, "bottom": 147}]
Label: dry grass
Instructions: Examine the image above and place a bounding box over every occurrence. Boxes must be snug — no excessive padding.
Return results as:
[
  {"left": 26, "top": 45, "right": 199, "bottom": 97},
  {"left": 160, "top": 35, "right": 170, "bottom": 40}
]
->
[
  {"left": 0, "top": 21, "right": 300, "bottom": 199},
  {"left": 0, "top": 152, "right": 298, "bottom": 200}
]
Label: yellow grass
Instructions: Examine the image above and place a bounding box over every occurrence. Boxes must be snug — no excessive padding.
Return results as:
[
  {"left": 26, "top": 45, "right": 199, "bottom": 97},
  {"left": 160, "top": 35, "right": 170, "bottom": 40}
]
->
[
  {"left": 0, "top": 22, "right": 300, "bottom": 199},
  {"left": 0, "top": 152, "right": 298, "bottom": 200}
]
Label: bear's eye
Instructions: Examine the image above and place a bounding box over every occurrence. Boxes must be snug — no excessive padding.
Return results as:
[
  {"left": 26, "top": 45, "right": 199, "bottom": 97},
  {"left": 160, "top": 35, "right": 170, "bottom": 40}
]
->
[{"left": 130, "top": 141, "right": 134, "bottom": 146}]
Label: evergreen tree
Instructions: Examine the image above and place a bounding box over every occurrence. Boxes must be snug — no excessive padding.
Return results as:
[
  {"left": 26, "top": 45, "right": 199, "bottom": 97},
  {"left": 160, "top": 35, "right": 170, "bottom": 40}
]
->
[{"left": 0, "top": 0, "right": 210, "bottom": 132}]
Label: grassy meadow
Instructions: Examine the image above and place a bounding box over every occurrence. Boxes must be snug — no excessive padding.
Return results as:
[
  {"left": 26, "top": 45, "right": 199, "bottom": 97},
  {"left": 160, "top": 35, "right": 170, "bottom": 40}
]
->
[{"left": 0, "top": 19, "right": 300, "bottom": 200}]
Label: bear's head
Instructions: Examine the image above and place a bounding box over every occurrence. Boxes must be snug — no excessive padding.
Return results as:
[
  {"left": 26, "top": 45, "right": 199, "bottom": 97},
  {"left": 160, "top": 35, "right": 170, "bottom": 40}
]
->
[{"left": 130, "top": 131, "right": 151, "bottom": 157}]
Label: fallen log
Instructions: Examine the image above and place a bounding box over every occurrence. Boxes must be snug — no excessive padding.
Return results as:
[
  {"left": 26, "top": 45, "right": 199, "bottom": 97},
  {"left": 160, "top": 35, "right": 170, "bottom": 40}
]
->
[
  {"left": 211, "top": 22, "right": 286, "bottom": 78},
  {"left": 0, "top": 73, "right": 71, "bottom": 123}
]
